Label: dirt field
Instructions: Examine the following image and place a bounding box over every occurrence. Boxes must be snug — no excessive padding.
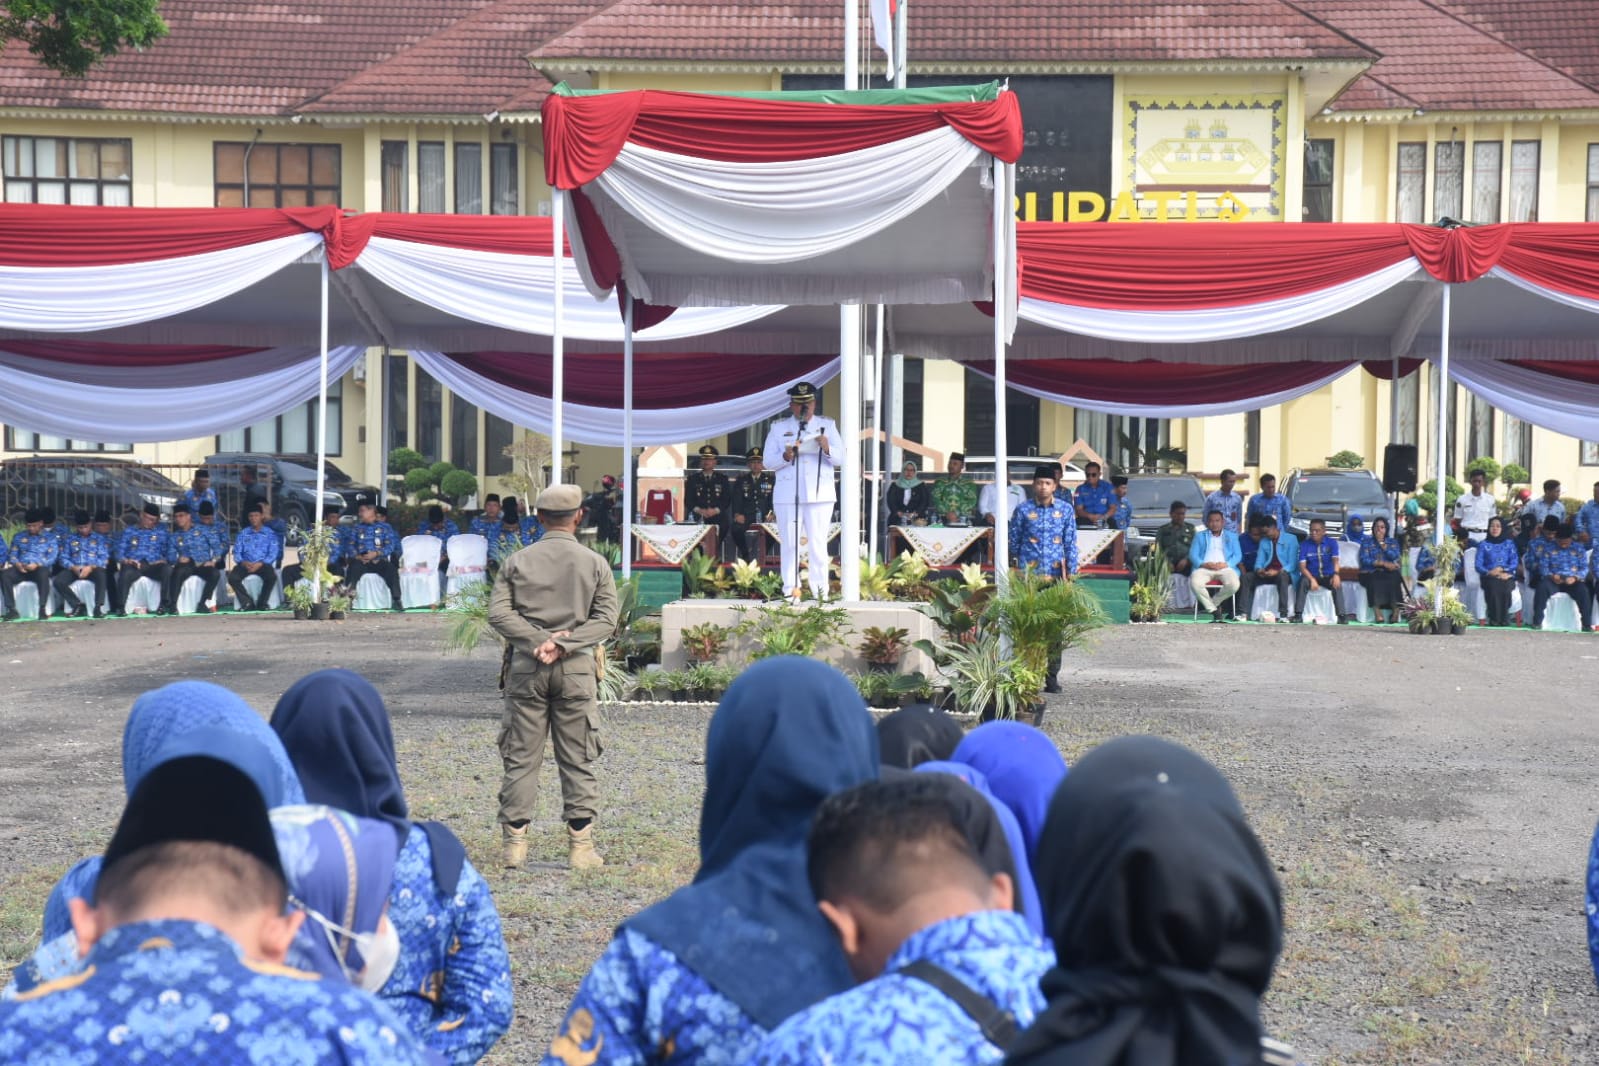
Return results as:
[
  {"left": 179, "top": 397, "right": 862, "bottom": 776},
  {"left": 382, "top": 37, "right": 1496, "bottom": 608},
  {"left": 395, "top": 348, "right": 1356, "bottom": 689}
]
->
[{"left": 1, "top": 612, "right": 1597, "bottom": 1064}]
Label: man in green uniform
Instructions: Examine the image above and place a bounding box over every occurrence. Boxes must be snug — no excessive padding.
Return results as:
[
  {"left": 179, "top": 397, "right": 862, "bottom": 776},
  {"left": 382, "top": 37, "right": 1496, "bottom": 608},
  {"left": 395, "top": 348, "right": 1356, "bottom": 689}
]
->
[
  {"left": 685, "top": 444, "right": 732, "bottom": 559},
  {"left": 729, "top": 446, "right": 776, "bottom": 561},
  {"left": 1154, "top": 500, "right": 1197, "bottom": 579},
  {"left": 930, "top": 450, "right": 980, "bottom": 526},
  {"left": 489, "top": 483, "right": 619, "bottom": 872}
]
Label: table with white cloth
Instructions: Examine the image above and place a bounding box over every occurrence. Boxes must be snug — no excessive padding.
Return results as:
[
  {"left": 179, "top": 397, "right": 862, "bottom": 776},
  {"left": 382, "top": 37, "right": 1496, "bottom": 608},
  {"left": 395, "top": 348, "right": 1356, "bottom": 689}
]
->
[
  {"left": 632, "top": 523, "right": 719, "bottom": 565},
  {"left": 756, "top": 521, "right": 841, "bottom": 563},
  {"left": 889, "top": 525, "right": 991, "bottom": 567},
  {"left": 1075, "top": 528, "right": 1125, "bottom": 569}
]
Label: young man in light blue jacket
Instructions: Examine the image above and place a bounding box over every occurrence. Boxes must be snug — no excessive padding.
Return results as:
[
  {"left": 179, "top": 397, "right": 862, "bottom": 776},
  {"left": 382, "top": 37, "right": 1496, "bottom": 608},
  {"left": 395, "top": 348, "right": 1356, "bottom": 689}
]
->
[
  {"left": 1240, "top": 516, "right": 1298, "bottom": 622},
  {"left": 1188, "top": 509, "right": 1243, "bottom": 622}
]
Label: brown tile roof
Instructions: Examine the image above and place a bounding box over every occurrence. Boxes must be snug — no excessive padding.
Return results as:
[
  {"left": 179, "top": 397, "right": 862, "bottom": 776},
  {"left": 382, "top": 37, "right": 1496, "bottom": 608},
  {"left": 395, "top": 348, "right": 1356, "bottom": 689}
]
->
[
  {"left": 0, "top": 0, "right": 590, "bottom": 118},
  {"left": 1294, "top": 0, "right": 1599, "bottom": 112},
  {"left": 531, "top": 0, "right": 1377, "bottom": 66},
  {"left": 1431, "top": 0, "right": 1599, "bottom": 91}
]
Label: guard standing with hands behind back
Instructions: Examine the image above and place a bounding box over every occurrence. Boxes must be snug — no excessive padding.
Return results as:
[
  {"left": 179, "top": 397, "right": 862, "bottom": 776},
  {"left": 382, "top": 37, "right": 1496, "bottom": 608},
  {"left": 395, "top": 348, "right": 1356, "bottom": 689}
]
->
[{"left": 763, "top": 381, "right": 839, "bottom": 601}]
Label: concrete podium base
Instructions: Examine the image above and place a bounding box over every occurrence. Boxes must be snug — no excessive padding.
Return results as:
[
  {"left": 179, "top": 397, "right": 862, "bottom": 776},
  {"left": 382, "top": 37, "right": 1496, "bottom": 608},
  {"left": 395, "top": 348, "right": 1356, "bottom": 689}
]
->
[{"left": 659, "top": 599, "right": 941, "bottom": 674}]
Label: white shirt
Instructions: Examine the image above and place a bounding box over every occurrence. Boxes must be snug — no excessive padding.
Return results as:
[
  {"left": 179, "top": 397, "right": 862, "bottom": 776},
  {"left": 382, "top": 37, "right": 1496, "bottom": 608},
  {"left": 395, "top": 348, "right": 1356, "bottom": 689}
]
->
[
  {"left": 1204, "top": 536, "right": 1226, "bottom": 566},
  {"left": 979, "top": 482, "right": 1027, "bottom": 522},
  {"left": 763, "top": 415, "right": 840, "bottom": 506},
  {"left": 1452, "top": 489, "right": 1497, "bottom": 531}
]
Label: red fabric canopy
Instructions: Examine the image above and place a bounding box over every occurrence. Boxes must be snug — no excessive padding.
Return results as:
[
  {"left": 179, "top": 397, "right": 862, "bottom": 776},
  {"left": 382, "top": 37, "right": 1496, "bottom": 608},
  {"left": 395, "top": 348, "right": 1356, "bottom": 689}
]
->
[
  {"left": 443, "top": 351, "right": 835, "bottom": 409},
  {"left": 0, "top": 203, "right": 347, "bottom": 267},
  {"left": 962, "top": 358, "right": 1350, "bottom": 405},
  {"left": 542, "top": 89, "right": 1023, "bottom": 189}
]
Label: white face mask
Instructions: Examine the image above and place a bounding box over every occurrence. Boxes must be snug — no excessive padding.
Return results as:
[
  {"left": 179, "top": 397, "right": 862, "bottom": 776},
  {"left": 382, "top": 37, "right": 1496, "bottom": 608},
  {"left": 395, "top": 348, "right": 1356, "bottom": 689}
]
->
[{"left": 293, "top": 898, "right": 401, "bottom": 992}]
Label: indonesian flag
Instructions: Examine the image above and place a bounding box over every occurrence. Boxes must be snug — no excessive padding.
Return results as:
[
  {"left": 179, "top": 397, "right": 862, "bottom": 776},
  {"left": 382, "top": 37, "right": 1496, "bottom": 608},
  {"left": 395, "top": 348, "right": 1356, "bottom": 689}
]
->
[{"left": 869, "top": 0, "right": 896, "bottom": 74}]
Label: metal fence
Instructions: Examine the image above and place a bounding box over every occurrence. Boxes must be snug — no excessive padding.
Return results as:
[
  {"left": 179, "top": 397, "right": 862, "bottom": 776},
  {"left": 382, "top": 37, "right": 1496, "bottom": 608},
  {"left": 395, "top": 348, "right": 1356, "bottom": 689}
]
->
[{"left": 0, "top": 458, "right": 278, "bottom": 535}]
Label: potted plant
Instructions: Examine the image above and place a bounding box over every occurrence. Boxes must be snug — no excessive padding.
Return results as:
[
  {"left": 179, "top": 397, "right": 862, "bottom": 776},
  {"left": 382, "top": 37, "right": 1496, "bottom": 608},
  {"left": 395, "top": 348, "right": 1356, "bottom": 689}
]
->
[
  {"left": 990, "top": 570, "right": 1107, "bottom": 705},
  {"left": 734, "top": 602, "right": 854, "bottom": 660},
  {"left": 992, "top": 662, "right": 1046, "bottom": 725},
  {"left": 659, "top": 670, "right": 692, "bottom": 703},
  {"left": 1441, "top": 597, "right": 1472, "bottom": 635},
  {"left": 327, "top": 589, "right": 351, "bottom": 621},
  {"left": 729, "top": 558, "right": 771, "bottom": 600},
  {"left": 311, "top": 598, "right": 331, "bottom": 621},
  {"left": 1128, "top": 548, "right": 1171, "bottom": 623},
  {"left": 896, "top": 671, "right": 936, "bottom": 708},
  {"left": 689, "top": 662, "right": 735, "bottom": 702},
  {"left": 283, "top": 583, "right": 315, "bottom": 621},
  {"left": 680, "top": 553, "right": 728, "bottom": 598},
  {"left": 681, "top": 622, "right": 730, "bottom": 663},
  {"left": 858, "top": 626, "right": 909, "bottom": 673},
  {"left": 622, "top": 618, "right": 662, "bottom": 671}
]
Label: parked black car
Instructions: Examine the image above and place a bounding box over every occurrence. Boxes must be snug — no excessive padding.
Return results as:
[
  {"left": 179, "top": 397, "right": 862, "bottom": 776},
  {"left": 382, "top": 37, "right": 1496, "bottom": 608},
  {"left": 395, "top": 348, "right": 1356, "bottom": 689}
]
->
[
  {"left": 1122, "top": 474, "right": 1207, "bottom": 552},
  {"left": 1283, "top": 467, "right": 1393, "bottom": 539},
  {"left": 0, "top": 457, "right": 182, "bottom": 527},
  {"left": 204, "top": 452, "right": 375, "bottom": 535}
]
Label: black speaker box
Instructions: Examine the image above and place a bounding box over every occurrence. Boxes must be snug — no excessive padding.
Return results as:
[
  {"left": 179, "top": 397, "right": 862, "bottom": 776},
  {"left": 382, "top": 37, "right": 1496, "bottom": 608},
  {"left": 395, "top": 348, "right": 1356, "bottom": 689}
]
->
[{"left": 1383, "top": 443, "right": 1418, "bottom": 493}]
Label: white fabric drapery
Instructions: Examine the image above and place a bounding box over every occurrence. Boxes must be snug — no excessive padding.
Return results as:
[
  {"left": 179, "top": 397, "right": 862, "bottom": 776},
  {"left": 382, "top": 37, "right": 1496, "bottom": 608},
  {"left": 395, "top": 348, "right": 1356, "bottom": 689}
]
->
[
  {"left": 1446, "top": 359, "right": 1599, "bottom": 441},
  {"left": 408, "top": 350, "right": 841, "bottom": 447},
  {"left": 353, "top": 237, "right": 786, "bottom": 342},
  {"left": 0, "top": 233, "right": 323, "bottom": 332},
  {"left": 0, "top": 345, "right": 365, "bottom": 441},
  {"left": 1017, "top": 259, "right": 1420, "bottom": 343},
  {"left": 963, "top": 362, "right": 1356, "bottom": 418}
]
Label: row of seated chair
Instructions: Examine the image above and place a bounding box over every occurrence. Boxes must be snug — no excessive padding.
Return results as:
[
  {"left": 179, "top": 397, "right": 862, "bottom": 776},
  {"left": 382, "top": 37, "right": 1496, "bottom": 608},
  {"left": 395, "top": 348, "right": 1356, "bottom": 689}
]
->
[{"left": 6, "top": 535, "right": 490, "bottom": 619}]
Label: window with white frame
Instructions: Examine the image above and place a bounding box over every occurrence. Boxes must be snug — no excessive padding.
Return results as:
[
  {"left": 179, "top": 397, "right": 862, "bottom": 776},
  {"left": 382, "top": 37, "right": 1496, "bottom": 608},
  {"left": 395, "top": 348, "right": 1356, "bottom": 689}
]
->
[
  {"left": 418, "top": 142, "right": 446, "bottom": 213},
  {"left": 1303, "top": 139, "right": 1335, "bottom": 222},
  {"left": 1582, "top": 440, "right": 1599, "bottom": 466},
  {"left": 454, "top": 143, "right": 482, "bottom": 214},
  {"left": 3, "top": 429, "right": 132, "bottom": 453},
  {"left": 1433, "top": 141, "right": 1463, "bottom": 221},
  {"left": 1509, "top": 141, "right": 1539, "bottom": 222},
  {"left": 1503, "top": 415, "right": 1532, "bottom": 470},
  {"left": 1396, "top": 143, "right": 1426, "bottom": 223},
  {"left": 380, "top": 141, "right": 407, "bottom": 212},
  {"left": 3, "top": 136, "right": 131, "bottom": 204},
  {"left": 1472, "top": 141, "right": 1502, "bottom": 223},
  {"left": 490, "top": 142, "right": 518, "bottom": 215},
  {"left": 215, "top": 379, "right": 343, "bottom": 456}
]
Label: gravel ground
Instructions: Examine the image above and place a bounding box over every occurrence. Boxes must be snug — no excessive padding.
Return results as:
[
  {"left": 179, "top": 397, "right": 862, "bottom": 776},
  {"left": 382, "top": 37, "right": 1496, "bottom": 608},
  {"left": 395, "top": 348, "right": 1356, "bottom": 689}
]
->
[{"left": 0, "top": 612, "right": 1597, "bottom": 1064}]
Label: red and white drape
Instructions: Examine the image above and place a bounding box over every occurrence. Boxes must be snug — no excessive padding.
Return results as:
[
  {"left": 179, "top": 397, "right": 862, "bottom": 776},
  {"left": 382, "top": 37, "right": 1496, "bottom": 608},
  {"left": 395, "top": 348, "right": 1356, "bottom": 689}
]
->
[{"left": 962, "top": 359, "right": 1356, "bottom": 418}]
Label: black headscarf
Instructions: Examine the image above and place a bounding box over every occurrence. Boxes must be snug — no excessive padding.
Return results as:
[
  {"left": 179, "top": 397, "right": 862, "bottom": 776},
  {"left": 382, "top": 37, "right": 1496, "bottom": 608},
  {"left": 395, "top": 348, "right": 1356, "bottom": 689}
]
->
[
  {"left": 876, "top": 705, "right": 965, "bottom": 769},
  {"left": 1005, "top": 736, "right": 1282, "bottom": 1066},
  {"left": 1484, "top": 515, "right": 1509, "bottom": 544}
]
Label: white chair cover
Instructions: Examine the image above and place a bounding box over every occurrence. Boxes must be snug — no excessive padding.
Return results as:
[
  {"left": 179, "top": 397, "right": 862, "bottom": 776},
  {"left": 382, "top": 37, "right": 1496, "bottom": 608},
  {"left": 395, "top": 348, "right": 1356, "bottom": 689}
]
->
[
  {"left": 71, "top": 579, "right": 106, "bottom": 613},
  {"left": 11, "top": 581, "right": 52, "bottom": 619},
  {"left": 1164, "top": 573, "right": 1195, "bottom": 611},
  {"left": 175, "top": 575, "right": 215, "bottom": 616},
  {"left": 399, "top": 535, "right": 442, "bottom": 609},
  {"left": 1302, "top": 587, "right": 1337, "bottom": 624},
  {"left": 1336, "top": 540, "right": 1362, "bottom": 570},
  {"left": 124, "top": 575, "right": 162, "bottom": 614},
  {"left": 1542, "top": 592, "right": 1582, "bottom": 633},
  {"left": 1249, "top": 585, "right": 1280, "bottom": 621},
  {"left": 1339, "top": 581, "right": 1372, "bottom": 623},
  {"left": 241, "top": 571, "right": 282, "bottom": 609},
  {"left": 354, "top": 573, "right": 393, "bottom": 610},
  {"left": 445, "top": 534, "right": 489, "bottom": 597}
]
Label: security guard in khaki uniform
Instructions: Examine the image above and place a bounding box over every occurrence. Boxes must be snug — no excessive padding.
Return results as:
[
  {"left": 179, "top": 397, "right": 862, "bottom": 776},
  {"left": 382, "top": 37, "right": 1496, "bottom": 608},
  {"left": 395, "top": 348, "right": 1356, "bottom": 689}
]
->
[{"left": 488, "top": 483, "right": 619, "bottom": 871}]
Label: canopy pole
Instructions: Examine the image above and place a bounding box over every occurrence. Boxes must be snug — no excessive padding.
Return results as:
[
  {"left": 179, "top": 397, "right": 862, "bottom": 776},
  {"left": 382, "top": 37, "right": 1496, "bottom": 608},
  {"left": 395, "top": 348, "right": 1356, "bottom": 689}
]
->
[
  {"left": 1433, "top": 284, "right": 1452, "bottom": 614},
  {"left": 551, "top": 187, "right": 566, "bottom": 486},
  {"left": 840, "top": 307, "right": 863, "bottom": 601},
  {"left": 1389, "top": 349, "right": 1401, "bottom": 448},
  {"left": 622, "top": 297, "right": 634, "bottom": 581},
  {"left": 991, "top": 159, "right": 1011, "bottom": 594},
  {"left": 312, "top": 251, "right": 330, "bottom": 603},
  {"left": 843, "top": 0, "right": 858, "bottom": 84},
  {"left": 869, "top": 306, "right": 885, "bottom": 563}
]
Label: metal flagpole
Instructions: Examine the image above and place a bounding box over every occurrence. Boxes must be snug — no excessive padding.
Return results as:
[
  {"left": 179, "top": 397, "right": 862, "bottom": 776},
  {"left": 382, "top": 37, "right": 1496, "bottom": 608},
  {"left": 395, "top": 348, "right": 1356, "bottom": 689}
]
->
[
  {"left": 312, "top": 252, "right": 330, "bottom": 603},
  {"left": 869, "top": 307, "right": 885, "bottom": 562},
  {"left": 991, "top": 158, "right": 1011, "bottom": 595},
  {"left": 1433, "top": 284, "right": 1451, "bottom": 614},
  {"left": 622, "top": 297, "right": 635, "bottom": 581},
  {"left": 886, "top": 0, "right": 908, "bottom": 479},
  {"left": 838, "top": 0, "right": 863, "bottom": 600},
  {"left": 551, "top": 187, "right": 566, "bottom": 486}
]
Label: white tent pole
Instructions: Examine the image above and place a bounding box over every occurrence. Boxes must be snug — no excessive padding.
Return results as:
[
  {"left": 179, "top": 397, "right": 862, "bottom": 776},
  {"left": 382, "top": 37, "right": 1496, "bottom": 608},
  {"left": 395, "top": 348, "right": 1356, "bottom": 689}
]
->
[
  {"left": 895, "top": 0, "right": 908, "bottom": 87},
  {"left": 622, "top": 297, "right": 634, "bottom": 581},
  {"left": 869, "top": 306, "right": 885, "bottom": 563},
  {"left": 1389, "top": 349, "right": 1401, "bottom": 446},
  {"left": 551, "top": 187, "right": 566, "bottom": 486},
  {"left": 313, "top": 251, "right": 330, "bottom": 603},
  {"left": 885, "top": 0, "right": 907, "bottom": 487},
  {"left": 991, "top": 159, "right": 1011, "bottom": 594},
  {"left": 838, "top": 0, "right": 861, "bottom": 600},
  {"left": 1433, "top": 284, "right": 1452, "bottom": 614},
  {"left": 844, "top": 0, "right": 858, "bottom": 84}
]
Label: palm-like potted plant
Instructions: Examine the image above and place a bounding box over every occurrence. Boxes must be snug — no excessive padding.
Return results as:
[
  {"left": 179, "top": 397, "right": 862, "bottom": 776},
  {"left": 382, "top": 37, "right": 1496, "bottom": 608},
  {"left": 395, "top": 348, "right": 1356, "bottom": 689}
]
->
[
  {"left": 681, "top": 622, "right": 730, "bottom": 663},
  {"left": 990, "top": 570, "right": 1107, "bottom": 704},
  {"left": 858, "top": 626, "right": 909, "bottom": 673},
  {"left": 1128, "top": 548, "right": 1170, "bottom": 623},
  {"left": 284, "top": 582, "right": 315, "bottom": 621}
]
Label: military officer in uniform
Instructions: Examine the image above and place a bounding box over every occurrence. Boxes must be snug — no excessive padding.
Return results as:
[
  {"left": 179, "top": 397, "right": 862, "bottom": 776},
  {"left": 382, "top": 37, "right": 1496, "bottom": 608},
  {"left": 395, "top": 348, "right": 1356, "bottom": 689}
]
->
[
  {"left": 763, "top": 381, "right": 840, "bottom": 601},
  {"left": 729, "top": 446, "right": 776, "bottom": 561},
  {"left": 53, "top": 510, "right": 110, "bottom": 617},
  {"left": 489, "top": 483, "right": 619, "bottom": 872},
  {"left": 685, "top": 444, "right": 732, "bottom": 559}
]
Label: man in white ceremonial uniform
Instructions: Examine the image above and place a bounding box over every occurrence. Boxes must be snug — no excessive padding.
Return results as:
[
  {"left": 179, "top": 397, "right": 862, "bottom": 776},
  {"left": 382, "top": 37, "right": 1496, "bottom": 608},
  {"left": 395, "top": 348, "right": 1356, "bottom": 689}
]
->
[{"left": 763, "top": 381, "right": 839, "bottom": 601}]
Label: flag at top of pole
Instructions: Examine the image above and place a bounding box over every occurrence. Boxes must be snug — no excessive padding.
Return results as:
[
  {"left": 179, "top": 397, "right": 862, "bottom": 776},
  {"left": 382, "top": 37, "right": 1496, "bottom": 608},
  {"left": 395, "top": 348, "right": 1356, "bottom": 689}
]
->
[{"left": 869, "top": 0, "right": 896, "bottom": 76}]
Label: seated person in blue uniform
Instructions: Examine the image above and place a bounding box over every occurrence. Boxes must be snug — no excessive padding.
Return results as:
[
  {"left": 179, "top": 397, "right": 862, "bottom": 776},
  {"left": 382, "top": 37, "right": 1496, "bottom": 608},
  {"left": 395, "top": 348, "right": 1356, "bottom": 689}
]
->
[
  {"left": 1295, "top": 517, "right": 1342, "bottom": 622},
  {"left": 1004, "top": 736, "right": 1301, "bottom": 1066},
  {"left": 162, "top": 503, "right": 223, "bottom": 615},
  {"left": 469, "top": 494, "right": 504, "bottom": 540},
  {"left": 1239, "top": 516, "right": 1298, "bottom": 622},
  {"left": 1474, "top": 516, "right": 1519, "bottom": 627},
  {"left": 226, "top": 502, "right": 282, "bottom": 611},
  {"left": 1, "top": 507, "right": 60, "bottom": 620},
  {"left": 112, "top": 502, "right": 171, "bottom": 615},
  {"left": 0, "top": 752, "right": 433, "bottom": 1065},
  {"left": 756, "top": 776, "right": 1052, "bottom": 1066},
  {"left": 283, "top": 503, "right": 348, "bottom": 590},
  {"left": 543, "top": 658, "right": 878, "bottom": 1066},
  {"left": 272, "top": 669, "right": 513, "bottom": 1063},
  {"left": 1531, "top": 522, "right": 1594, "bottom": 629},
  {"left": 51, "top": 510, "right": 111, "bottom": 618},
  {"left": 348, "top": 498, "right": 406, "bottom": 611}
]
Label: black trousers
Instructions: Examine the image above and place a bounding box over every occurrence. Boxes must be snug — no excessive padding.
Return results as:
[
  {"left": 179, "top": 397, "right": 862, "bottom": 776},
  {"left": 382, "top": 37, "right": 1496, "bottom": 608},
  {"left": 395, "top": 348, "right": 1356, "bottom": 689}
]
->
[
  {"left": 227, "top": 563, "right": 278, "bottom": 607},
  {"left": 281, "top": 560, "right": 344, "bottom": 589},
  {"left": 345, "top": 557, "right": 403, "bottom": 606},
  {"left": 2, "top": 566, "right": 51, "bottom": 615},
  {"left": 165, "top": 562, "right": 221, "bottom": 610},
  {"left": 115, "top": 562, "right": 170, "bottom": 613},
  {"left": 1240, "top": 569, "right": 1293, "bottom": 616},
  {"left": 51, "top": 567, "right": 107, "bottom": 613},
  {"left": 1295, "top": 574, "right": 1338, "bottom": 615},
  {"left": 1533, "top": 577, "right": 1592, "bottom": 627},
  {"left": 1480, "top": 573, "right": 1515, "bottom": 626}
]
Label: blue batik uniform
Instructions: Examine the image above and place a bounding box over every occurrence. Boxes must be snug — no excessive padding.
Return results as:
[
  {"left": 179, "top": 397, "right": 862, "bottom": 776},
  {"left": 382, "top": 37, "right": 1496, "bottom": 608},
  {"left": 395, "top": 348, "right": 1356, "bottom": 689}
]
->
[
  {"left": 196, "top": 520, "right": 230, "bottom": 563},
  {"left": 1416, "top": 544, "right": 1436, "bottom": 575},
  {"left": 351, "top": 521, "right": 397, "bottom": 558},
  {"left": 6, "top": 530, "right": 59, "bottom": 567},
  {"left": 1358, "top": 536, "right": 1401, "bottom": 570},
  {"left": 543, "top": 928, "right": 762, "bottom": 1066},
  {"left": 1301, "top": 537, "right": 1338, "bottom": 580},
  {"left": 418, "top": 520, "right": 459, "bottom": 547},
  {"left": 1009, "top": 495, "right": 1079, "bottom": 576},
  {"left": 756, "top": 910, "right": 1052, "bottom": 1066},
  {"left": 1108, "top": 498, "right": 1132, "bottom": 530},
  {"left": 1526, "top": 536, "right": 1553, "bottom": 582},
  {"left": 382, "top": 826, "right": 513, "bottom": 1065},
  {"left": 1073, "top": 481, "right": 1114, "bottom": 525},
  {"left": 1246, "top": 492, "right": 1293, "bottom": 533},
  {"left": 59, "top": 531, "right": 110, "bottom": 569},
  {"left": 0, "top": 919, "right": 432, "bottom": 1065},
  {"left": 519, "top": 515, "right": 544, "bottom": 543},
  {"left": 1203, "top": 489, "right": 1243, "bottom": 532},
  {"left": 233, "top": 526, "right": 281, "bottom": 566},
  {"left": 166, "top": 526, "right": 219, "bottom": 564},
  {"left": 1475, "top": 538, "right": 1518, "bottom": 575},
  {"left": 115, "top": 525, "right": 170, "bottom": 564},
  {"left": 1576, "top": 501, "right": 1599, "bottom": 544},
  {"left": 1546, "top": 543, "right": 1587, "bottom": 580},
  {"left": 180, "top": 487, "right": 218, "bottom": 513},
  {"left": 468, "top": 514, "right": 502, "bottom": 540}
]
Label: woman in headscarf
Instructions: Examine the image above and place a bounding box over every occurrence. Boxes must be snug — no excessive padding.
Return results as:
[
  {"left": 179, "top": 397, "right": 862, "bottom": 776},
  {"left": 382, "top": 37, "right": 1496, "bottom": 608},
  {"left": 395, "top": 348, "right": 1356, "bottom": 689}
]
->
[
  {"left": 1474, "top": 515, "right": 1518, "bottom": 627},
  {"left": 886, "top": 459, "right": 931, "bottom": 528},
  {"left": 542, "top": 657, "right": 879, "bottom": 1066},
  {"left": 12, "top": 681, "right": 308, "bottom": 998},
  {"left": 914, "top": 760, "right": 1044, "bottom": 940},
  {"left": 1358, "top": 516, "right": 1403, "bottom": 623},
  {"left": 876, "top": 704, "right": 965, "bottom": 770},
  {"left": 271, "top": 668, "right": 512, "bottom": 1066},
  {"left": 952, "top": 721, "right": 1068, "bottom": 871},
  {"left": 1004, "top": 736, "right": 1298, "bottom": 1066}
]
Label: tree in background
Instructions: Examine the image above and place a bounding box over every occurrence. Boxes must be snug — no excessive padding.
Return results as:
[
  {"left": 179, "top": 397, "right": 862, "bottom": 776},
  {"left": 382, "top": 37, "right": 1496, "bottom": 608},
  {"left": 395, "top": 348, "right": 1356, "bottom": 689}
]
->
[
  {"left": 1325, "top": 450, "right": 1364, "bottom": 469},
  {"left": 388, "top": 448, "right": 428, "bottom": 502},
  {"left": 3, "top": 0, "right": 166, "bottom": 76}
]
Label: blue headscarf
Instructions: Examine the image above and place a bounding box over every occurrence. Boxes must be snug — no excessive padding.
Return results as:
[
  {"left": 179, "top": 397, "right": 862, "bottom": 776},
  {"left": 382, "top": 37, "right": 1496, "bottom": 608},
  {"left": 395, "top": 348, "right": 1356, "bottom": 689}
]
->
[
  {"left": 624, "top": 657, "right": 879, "bottom": 1030},
  {"left": 915, "top": 760, "right": 1044, "bottom": 939},
  {"left": 270, "top": 668, "right": 466, "bottom": 895},
  {"left": 272, "top": 804, "right": 401, "bottom": 982},
  {"left": 41, "top": 681, "right": 306, "bottom": 941},
  {"left": 952, "top": 721, "right": 1069, "bottom": 870}
]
